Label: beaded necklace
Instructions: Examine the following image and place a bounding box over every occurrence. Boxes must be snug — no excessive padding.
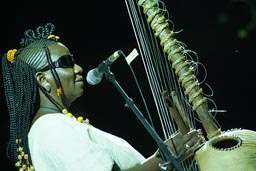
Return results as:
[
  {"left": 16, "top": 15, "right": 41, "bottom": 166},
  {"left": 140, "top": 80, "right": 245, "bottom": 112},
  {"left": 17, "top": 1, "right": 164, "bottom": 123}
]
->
[{"left": 62, "top": 109, "right": 90, "bottom": 125}]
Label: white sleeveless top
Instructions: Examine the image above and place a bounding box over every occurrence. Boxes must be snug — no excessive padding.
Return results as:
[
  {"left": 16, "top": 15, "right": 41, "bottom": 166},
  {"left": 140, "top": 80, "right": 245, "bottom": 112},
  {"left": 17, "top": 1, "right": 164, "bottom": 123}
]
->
[{"left": 28, "top": 113, "right": 145, "bottom": 171}]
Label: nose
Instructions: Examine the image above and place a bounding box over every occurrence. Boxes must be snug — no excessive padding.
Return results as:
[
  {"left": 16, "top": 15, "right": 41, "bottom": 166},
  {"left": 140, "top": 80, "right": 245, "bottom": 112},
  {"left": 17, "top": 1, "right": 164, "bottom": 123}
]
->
[{"left": 74, "top": 64, "right": 83, "bottom": 74}]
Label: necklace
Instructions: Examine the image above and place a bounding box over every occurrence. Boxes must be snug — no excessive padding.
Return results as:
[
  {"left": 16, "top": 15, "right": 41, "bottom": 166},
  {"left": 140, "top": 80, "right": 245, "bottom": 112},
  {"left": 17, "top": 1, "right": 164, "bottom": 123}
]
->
[{"left": 62, "top": 109, "right": 90, "bottom": 125}]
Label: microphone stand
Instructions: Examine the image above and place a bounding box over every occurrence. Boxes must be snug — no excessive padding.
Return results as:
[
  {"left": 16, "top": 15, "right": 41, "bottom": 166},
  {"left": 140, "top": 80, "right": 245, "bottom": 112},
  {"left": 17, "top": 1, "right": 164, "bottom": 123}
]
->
[{"left": 104, "top": 67, "right": 184, "bottom": 171}]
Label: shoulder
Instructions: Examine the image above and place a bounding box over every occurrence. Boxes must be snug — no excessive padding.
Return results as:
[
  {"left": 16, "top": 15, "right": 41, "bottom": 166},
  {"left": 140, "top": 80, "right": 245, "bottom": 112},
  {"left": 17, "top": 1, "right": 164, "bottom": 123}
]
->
[
  {"left": 28, "top": 113, "right": 93, "bottom": 159},
  {"left": 30, "top": 114, "right": 67, "bottom": 132},
  {"left": 28, "top": 113, "right": 89, "bottom": 144},
  {"left": 28, "top": 114, "right": 115, "bottom": 171}
]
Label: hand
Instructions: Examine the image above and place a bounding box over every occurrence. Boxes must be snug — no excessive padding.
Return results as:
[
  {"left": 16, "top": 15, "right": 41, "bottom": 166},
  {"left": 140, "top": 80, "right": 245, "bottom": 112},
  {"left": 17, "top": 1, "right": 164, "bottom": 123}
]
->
[{"left": 161, "top": 129, "right": 205, "bottom": 162}]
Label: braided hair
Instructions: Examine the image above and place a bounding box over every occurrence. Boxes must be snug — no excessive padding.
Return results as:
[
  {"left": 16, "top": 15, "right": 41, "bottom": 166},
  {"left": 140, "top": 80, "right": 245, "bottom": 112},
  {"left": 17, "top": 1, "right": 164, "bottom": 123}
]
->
[{"left": 2, "top": 23, "right": 65, "bottom": 171}]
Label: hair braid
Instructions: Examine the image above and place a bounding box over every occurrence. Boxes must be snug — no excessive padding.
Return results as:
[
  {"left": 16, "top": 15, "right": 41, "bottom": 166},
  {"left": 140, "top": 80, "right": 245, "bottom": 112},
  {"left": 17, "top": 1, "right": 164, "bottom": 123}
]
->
[
  {"left": 20, "top": 23, "right": 55, "bottom": 48},
  {"left": 2, "top": 22, "right": 60, "bottom": 171},
  {"left": 2, "top": 57, "right": 17, "bottom": 160},
  {"left": 2, "top": 55, "right": 38, "bottom": 170}
]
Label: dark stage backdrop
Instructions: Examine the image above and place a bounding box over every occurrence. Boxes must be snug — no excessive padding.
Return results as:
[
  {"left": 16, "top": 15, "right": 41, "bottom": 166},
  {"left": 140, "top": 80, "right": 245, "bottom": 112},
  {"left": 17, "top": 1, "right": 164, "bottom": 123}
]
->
[{"left": 1, "top": 0, "right": 255, "bottom": 170}]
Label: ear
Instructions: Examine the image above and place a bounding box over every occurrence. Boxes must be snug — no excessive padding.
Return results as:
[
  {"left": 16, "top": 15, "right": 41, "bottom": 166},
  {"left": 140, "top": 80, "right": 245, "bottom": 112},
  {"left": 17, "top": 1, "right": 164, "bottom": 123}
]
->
[{"left": 35, "top": 72, "right": 51, "bottom": 93}]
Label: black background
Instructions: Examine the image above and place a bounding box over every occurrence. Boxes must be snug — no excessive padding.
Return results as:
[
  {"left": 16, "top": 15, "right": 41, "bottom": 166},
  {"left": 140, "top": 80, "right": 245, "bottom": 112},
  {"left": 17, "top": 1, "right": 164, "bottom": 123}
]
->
[{"left": 1, "top": 0, "right": 255, "bottom": 170}]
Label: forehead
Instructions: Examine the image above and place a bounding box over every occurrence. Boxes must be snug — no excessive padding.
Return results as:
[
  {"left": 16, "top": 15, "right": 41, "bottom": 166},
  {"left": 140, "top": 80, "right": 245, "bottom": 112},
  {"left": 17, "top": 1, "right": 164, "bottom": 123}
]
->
[{"left": 48, "top": 42, "right": 71, "bottom": 61}]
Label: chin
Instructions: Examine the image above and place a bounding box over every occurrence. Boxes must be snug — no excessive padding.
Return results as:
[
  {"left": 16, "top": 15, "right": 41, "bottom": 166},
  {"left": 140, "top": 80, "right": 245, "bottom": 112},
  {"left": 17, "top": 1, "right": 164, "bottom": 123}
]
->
[
  {"left": 76, "top": 88, "right": 84, "bottom": 97},
  {"left": 71, "top": 93, "right": 83, "bottom": 103}
]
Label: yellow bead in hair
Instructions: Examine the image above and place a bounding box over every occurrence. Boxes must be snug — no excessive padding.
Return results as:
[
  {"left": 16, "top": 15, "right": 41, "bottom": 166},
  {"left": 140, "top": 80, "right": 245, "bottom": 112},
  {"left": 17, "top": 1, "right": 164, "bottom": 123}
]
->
[
  {"left": 47, "top": 35, "right": 60, "bottom": 40},
  {"left": 15, "top": 138, "right": 34, "bottom": 171},
  {"left": 7, "top": 49, "right": 17, "bottom": 63}
]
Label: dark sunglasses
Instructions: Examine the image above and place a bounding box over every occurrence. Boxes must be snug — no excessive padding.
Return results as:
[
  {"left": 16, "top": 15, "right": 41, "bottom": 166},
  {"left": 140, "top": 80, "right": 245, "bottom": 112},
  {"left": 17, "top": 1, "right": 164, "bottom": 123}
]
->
[{"left": 38, "top": 55, "right": 75, "bottom": 72}]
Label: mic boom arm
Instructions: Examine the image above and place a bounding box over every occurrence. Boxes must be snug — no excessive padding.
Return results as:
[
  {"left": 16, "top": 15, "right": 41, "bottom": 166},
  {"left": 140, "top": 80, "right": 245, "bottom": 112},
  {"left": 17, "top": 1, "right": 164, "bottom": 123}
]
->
[{"left": 86, "top": 50, "right": 122, "bottom": 85}]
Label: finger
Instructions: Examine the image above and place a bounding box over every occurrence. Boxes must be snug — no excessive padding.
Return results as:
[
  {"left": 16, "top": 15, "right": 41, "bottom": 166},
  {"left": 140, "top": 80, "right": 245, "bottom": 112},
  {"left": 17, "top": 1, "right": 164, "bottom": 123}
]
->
[
  {"left": 181, "top": 140, "right": 204, "bottom": 161},
  {"left": 182, "top": 129, "right": 203, "bottom": 142},
  {"left": 185, "top": 143, "right": 191, "bottom": 150},
  {"left": 185, "top": 133, "right": 205, "bottom": 149},
  {"left": 177, "top": 141, "right": 201, "bottom": 162}
]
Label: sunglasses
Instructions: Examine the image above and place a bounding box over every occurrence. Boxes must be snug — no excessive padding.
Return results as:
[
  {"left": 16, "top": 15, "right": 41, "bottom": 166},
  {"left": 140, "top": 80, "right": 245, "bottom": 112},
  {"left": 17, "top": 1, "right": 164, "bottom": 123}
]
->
[{"left": 38, "top": 55, "right": 76, "bottom": 72}]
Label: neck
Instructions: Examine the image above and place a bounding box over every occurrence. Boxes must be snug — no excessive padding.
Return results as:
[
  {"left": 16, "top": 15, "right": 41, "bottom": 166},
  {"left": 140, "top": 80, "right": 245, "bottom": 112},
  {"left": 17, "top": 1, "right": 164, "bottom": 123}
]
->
[
  {"left": 39, "top": 89, "right": 70, "bottom": 114},
  {"left": 39, "top": 106, "right": 62, "bottom": 113},
  {"left": 30, "top": 106, "right": 62, "bottom": 128}
]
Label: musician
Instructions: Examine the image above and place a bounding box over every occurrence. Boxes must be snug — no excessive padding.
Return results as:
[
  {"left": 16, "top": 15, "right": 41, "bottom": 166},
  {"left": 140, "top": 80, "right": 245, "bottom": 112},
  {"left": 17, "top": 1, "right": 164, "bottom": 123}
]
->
[{"left": 2, "top": 22, "right": 204, "bottom": 171}]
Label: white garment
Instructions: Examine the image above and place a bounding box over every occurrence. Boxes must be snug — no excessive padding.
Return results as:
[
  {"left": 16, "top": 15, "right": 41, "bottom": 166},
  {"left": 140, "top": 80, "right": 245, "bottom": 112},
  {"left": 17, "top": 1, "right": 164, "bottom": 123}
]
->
[{"left": 28, "top": 113, "right": 145, "bottom": 171}]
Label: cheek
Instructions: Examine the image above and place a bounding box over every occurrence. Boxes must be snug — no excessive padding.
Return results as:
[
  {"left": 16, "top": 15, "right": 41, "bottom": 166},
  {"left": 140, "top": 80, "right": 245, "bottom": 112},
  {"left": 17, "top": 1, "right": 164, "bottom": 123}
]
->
[
  {"left": 63, "top": 74, "right": 75, "bottom": 89},
  {"left": 57, "top": 71, "right": 76, "bottom": 89}
]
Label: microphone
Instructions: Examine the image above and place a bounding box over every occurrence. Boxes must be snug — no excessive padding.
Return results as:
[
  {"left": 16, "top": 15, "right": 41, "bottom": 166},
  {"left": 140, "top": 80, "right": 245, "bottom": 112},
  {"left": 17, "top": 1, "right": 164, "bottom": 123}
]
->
[{"left": 86, "top": 50, "right": 122, "bottom": 85}]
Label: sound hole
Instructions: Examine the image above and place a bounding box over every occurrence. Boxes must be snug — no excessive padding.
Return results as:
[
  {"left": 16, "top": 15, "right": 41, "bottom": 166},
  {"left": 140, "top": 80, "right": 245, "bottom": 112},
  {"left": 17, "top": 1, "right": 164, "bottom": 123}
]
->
[{"left": 210, "top": 136, "right": 242, "bottom": 151}]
